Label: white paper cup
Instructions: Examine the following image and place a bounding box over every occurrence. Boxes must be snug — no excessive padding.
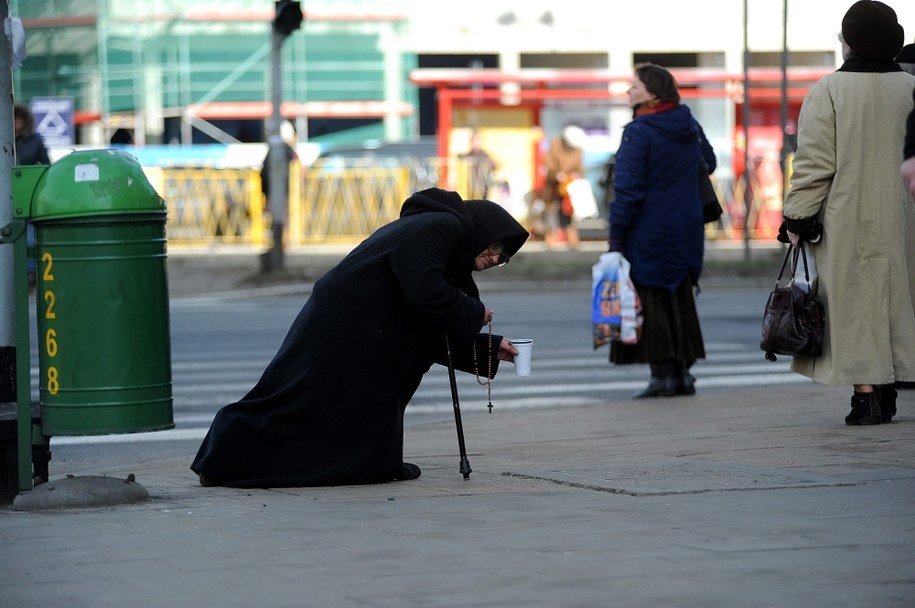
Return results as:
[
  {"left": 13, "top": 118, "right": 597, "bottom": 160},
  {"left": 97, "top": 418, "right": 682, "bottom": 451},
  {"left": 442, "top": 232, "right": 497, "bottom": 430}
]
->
[{"left": 511, "top": 339, "right": 533, "bottom": 376}]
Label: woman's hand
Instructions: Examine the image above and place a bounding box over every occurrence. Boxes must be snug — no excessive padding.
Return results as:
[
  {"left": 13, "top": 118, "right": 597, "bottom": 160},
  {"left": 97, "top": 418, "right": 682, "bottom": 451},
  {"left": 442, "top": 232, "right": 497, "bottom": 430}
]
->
[
  {"left": 903, "top": 156, "right": 915, "bottom": 196},
  {"left": 483, "top": 307, "right": 494, "bottom": 324},
  {"left": 497, "top": 337, "right": 518, "bottom": 362}
]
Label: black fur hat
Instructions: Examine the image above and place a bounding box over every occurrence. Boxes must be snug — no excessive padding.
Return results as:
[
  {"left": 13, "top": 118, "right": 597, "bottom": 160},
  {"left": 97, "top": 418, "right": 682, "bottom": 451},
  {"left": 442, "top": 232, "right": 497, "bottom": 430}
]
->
[{"left": 841, "top": 1, "right": 904, "bottom": 61}]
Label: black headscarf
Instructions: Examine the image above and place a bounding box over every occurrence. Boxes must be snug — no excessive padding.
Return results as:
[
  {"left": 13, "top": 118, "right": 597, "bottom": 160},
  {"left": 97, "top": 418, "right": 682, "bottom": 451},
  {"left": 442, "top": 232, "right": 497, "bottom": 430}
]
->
[{"left": 464, "top": 199, "right": 529, "bottom": 259}]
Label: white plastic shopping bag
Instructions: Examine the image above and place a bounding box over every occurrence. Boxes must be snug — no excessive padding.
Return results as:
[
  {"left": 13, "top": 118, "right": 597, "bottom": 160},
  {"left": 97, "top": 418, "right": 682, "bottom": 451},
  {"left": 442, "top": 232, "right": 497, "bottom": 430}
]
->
[
  {"left": 567, "top": 178, "right": 599, "bottom": 220},
  {"left": 591, "top": 252, "right": 642, "bottom": 349}
]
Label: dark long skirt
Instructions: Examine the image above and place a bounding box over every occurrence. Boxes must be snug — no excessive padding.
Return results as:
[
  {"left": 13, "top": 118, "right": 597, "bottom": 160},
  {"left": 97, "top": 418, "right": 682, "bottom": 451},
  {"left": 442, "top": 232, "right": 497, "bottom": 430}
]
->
[{"left": 610, "top": 277, "right": 705, "bottom": 364}]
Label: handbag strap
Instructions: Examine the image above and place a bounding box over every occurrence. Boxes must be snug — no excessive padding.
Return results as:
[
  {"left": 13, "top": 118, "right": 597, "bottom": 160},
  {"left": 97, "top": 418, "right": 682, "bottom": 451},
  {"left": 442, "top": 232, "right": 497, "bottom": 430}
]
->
[
  {"left": 776, "top": 243, "right": 812, "bottom": 285},
  {"left": 793, "top": 243, "right": 811, "bottom": 283},
  {"left": 775, "top": 246, "right": 793, "bottom": 283}
]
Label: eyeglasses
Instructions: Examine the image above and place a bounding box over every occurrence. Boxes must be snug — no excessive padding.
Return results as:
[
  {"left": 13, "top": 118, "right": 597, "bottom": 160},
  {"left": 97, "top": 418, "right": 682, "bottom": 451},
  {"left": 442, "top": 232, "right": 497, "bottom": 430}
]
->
[{"left": 484, "top": 245, "right": 510, "bottom": 268}]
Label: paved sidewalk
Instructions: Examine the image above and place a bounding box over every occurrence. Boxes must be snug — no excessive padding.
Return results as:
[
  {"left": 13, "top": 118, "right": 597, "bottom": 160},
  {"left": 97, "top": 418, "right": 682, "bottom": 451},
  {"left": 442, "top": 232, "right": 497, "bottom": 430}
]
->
[
  {"left": 2, "top": 243, "right": 912, "bottom": 607},
  {"left": 1, "top": 382, "right": 913, "bottom": 607}
]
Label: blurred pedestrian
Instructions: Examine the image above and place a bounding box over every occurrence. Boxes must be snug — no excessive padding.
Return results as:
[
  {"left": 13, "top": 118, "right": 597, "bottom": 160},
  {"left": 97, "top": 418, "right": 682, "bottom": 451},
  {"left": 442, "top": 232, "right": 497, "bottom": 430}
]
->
[
  {"left": 14, "top": 103, "right": 49, "bottom": 287},
  {"left": 14, "top": 103, "right": 49, "bottom": 166},
  {"left": 192, "top": 188, "right": 529, "bottom": 487},
  {"left": 541, "top": 125, "right": 586, "bottom": 249},
  {"left": 781, "top": 0, "right": 915, "bottom": 425},
  {"left": 608, "top": 63, "right": 717, "bottom": 398},
  {"left": 459, "top": 129, "right": 497, "bottom": 198}
]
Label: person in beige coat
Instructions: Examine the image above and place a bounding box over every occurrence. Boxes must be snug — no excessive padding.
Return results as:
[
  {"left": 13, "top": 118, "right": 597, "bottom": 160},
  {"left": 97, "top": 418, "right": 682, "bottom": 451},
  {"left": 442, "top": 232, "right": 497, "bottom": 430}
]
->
[{"left": 782, "top": 0, "right": 915, "bottom": 426}]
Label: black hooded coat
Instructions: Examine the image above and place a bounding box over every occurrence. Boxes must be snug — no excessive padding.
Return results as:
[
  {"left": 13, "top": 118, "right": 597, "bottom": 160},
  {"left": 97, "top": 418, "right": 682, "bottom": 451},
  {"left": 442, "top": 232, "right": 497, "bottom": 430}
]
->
[{"left": 191, "top": 188, "right": 528, "bottom": 487}]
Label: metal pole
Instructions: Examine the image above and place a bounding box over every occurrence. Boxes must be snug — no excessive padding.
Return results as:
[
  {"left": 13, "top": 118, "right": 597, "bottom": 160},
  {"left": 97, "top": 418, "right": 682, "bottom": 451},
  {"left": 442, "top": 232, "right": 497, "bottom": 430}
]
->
[
  {"left": 1, "top": 0, "right": 34, "bottom": 492},
  {"left": 779, "top": 0, "right": 790, "bottom": 194},
  {"left": 0, "top": 0, "right": 17, "bottom": 403},
  {"left": 4, "top": 220, "right": 35, "bottom": 491},
  {"left": 263, "top": 27, "right": 288, "bottom": 272},
  {"left": 742, "top": 0, "right": 752, "bottom": 261},
  {"left": 780, "top": 0, "right": 788, "bottom": 152}
]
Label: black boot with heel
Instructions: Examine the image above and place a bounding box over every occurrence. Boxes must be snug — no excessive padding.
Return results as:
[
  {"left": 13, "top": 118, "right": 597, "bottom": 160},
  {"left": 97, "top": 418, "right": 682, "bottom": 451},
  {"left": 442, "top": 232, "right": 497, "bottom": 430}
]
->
[
  {"left": 874, "top": 385, "right": 897, "bottom": 423},
  {"left": 634, "top": 361, "right": 677, "bottom": 399},
  {"left": 845, "top": 391, "right": 882, "bottom": 426},
  {"left": 673, "top": 361, "right": 696, "bottom": 396}
]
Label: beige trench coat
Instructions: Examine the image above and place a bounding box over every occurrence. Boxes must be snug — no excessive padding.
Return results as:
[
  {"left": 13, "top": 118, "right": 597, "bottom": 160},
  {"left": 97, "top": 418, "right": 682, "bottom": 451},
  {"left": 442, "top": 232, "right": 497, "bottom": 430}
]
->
[{"left": 783, "top": 69, "right": 915, "bottom": 386}]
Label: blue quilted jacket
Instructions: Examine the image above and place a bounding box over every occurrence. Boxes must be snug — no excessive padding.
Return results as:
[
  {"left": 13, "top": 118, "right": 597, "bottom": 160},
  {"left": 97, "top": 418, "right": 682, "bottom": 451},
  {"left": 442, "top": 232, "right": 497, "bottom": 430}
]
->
[{"left": 610, "top": 104, "right": 716, "bottom": 290}]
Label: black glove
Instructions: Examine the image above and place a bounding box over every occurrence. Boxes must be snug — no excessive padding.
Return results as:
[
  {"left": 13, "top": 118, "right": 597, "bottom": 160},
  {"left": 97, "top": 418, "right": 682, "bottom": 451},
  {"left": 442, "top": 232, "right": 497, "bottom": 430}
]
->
[{"left": 778, "top": 216, "right": 822, "bottom": 244}]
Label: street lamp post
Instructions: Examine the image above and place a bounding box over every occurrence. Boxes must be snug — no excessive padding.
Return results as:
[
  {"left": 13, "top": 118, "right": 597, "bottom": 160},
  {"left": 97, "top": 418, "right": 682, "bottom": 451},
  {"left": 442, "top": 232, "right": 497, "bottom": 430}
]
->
[
  {"left": 742, "top": 0, "right": 752, "bottom": 260},
  {"left": 262, "top": 0, "right": 302, "bottom": 273}
]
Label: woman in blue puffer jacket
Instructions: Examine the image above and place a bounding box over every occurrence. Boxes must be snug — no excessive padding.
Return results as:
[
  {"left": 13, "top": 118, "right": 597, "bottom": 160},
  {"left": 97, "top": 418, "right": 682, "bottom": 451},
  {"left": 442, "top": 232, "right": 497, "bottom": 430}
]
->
[{"left": 608, "top": 63, "right": 717, "bottom": 398}]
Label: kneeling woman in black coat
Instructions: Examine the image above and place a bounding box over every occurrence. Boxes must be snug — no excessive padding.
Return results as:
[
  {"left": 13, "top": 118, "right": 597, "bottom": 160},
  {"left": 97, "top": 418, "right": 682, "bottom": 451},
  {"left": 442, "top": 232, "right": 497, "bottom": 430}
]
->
[{"left": 191, "top": 188, "right": 529, "bottom": 487}]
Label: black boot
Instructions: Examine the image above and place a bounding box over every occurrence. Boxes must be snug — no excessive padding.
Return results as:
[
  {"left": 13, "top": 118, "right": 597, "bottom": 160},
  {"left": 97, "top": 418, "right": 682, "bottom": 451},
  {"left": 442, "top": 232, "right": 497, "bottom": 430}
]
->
[
  {"left": 874, "top": 385, "right": 897, "bottom": 423},
  {"left": 845, "top": 391, "right": 881, "bottom": 426},
  {"left": 673, "top": 361, "right": 696, "bottom": 396},
  {"left": 634, "top": 362, "right": 677, "bottom": 398}
]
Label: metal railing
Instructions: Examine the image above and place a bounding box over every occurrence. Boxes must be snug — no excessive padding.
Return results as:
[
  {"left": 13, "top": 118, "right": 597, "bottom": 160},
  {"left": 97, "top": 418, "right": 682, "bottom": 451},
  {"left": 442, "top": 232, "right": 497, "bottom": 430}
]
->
[
  {"left": 159, "top": 161, "right": 785, "bottom": 247},
  {"left": 160, "top": 167, "right": 268, "bottom": 245}
]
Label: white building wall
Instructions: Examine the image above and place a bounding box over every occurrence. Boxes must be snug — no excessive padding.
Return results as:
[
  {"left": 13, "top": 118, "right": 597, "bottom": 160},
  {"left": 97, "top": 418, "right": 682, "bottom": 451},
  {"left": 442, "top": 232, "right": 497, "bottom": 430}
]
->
[{"left": 405, "top": 0, "right": 912, "bottom": 59}]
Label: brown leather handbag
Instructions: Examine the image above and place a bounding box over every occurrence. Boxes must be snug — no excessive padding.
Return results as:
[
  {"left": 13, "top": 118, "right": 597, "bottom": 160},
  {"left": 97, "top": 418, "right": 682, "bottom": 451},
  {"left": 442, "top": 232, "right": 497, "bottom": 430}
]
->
[{"left": 760, "top": 243, "right": 825, "bottom": 362}]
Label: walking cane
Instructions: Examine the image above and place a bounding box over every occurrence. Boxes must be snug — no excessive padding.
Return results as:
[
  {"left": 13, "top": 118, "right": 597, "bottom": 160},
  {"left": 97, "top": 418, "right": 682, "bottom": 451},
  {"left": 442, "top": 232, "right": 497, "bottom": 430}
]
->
[{"left": 444, "top": 334, "right": 472, "bottom": 479}]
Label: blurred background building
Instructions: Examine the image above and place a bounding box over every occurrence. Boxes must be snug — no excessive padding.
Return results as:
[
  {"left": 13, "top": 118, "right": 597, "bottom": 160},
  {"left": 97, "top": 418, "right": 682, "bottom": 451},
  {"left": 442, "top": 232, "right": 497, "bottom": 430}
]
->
[{"left": 9, "top": 0, "right": 914, "bottom": 244}]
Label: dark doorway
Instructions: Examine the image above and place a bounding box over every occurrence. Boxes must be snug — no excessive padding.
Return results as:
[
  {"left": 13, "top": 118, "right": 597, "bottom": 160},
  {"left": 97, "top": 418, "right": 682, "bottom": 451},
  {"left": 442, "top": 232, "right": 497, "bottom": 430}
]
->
[{"left": 415, "top": 54, "right": 499, "bottom": 135}]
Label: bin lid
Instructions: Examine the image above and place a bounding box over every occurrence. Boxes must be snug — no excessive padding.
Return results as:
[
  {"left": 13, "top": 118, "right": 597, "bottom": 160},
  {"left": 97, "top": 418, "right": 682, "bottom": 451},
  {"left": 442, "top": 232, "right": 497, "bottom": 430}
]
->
[{"left": 31, "top": 149, "right": 165, "bottom": 220}]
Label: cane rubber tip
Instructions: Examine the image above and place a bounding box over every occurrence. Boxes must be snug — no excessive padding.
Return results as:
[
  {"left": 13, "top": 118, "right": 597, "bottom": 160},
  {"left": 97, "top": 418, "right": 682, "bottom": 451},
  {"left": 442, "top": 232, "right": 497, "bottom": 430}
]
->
[{"left": 459, "top": 460, "right": 472, "bottom": 478}]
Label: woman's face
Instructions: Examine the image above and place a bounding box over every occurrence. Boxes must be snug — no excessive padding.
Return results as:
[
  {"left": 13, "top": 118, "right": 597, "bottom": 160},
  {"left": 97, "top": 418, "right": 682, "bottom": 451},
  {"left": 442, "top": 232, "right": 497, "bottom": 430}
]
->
[
  {"left": 474, "top": 242, "right": 510, "bottom": 271},
  {"left": 628, "top": 75, "right": 656, "bottom": 108}
]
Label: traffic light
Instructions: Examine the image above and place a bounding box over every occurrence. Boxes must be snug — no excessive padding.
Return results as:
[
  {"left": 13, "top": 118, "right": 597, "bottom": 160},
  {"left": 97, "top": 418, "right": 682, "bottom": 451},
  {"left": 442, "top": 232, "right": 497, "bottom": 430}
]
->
[{"left": 273, "top": 0, "right": 303, "bottom": 38}]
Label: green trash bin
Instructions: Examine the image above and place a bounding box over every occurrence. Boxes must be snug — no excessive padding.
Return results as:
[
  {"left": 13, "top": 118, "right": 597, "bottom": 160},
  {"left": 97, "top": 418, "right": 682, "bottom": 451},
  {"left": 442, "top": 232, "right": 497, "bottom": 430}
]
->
[{"left": 28, "top": 150, "right": 174, "bottom": 435}]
